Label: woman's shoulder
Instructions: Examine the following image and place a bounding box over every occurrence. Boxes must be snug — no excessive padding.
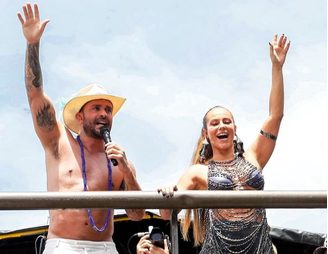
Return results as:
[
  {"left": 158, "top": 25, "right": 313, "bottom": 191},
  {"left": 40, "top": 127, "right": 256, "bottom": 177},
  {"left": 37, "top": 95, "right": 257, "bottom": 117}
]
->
[
  {"left": 183, "top": 163, "right": 208, "bottom": 179},
  {"left": 178, "top": 163, "right": 208, "bottom": 190}
]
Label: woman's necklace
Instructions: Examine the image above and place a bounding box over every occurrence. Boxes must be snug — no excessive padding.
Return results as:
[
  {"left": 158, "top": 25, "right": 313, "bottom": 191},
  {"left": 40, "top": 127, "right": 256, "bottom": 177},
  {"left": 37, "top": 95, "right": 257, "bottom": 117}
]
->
[{"left": 77, "top": 135, "right": 112, "bottom": 232}]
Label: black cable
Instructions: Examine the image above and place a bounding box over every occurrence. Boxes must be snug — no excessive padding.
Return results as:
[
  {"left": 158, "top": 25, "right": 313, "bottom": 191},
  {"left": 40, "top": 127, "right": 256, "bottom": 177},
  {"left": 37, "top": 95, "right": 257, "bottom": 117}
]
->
[
  {"left": 127, "top": 232, "right": 148, "bottom": 254},
  {"left": 34, "top": 235, "right": 46, "bottom": 254},
  {"left": 35, "top": 216, "right": 49, "bottom": 254}
]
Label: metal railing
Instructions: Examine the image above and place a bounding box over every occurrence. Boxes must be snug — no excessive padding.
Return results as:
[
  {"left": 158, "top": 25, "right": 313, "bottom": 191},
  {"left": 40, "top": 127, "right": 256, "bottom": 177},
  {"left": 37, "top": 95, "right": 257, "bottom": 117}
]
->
[{"left": 0, "top": 190, "right": 326, "bottom": 254}]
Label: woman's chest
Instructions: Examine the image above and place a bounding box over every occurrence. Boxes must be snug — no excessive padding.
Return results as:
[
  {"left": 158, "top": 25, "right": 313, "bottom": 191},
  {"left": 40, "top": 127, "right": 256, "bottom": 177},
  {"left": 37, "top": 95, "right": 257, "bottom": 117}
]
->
[{"left": 208, "top": 159, "right": 264, "bottom": 190}]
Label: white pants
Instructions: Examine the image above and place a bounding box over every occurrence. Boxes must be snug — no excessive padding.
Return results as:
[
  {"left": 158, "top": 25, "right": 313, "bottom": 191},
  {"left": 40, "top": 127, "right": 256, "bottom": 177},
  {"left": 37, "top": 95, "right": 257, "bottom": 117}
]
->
[{"left": 43, "top": 238, "right": 119, "bottom": 254}]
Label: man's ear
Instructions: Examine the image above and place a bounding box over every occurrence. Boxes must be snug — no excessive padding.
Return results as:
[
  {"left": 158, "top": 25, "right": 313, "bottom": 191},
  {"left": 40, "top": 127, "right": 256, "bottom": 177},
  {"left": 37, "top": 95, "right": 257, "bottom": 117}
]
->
[{"left": 76, "top": 112, "right": 83, "bottom": 124}]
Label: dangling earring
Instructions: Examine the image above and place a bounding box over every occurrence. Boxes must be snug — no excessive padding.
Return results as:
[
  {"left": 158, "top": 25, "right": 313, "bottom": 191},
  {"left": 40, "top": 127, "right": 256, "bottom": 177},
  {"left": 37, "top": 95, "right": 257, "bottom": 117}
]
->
[
  {"left": 233, "top": 133, "right": 244, "bottom": 157},
  {"left": 198, "top": 137, "right": 209, "bottom": 163}
]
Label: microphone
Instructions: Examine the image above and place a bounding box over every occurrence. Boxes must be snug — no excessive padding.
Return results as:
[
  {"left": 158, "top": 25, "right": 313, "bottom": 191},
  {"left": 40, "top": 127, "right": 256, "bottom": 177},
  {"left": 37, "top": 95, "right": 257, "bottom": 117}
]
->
[{"left": 100, "top": 126, "right": 118, "bottom": 166}]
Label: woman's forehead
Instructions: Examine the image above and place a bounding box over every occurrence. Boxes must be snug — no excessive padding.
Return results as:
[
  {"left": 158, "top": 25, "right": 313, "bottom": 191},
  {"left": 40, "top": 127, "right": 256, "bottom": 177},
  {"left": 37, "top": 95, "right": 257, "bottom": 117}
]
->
[{"left": 206, "top": 107, "right": 233, "bottom": 120}]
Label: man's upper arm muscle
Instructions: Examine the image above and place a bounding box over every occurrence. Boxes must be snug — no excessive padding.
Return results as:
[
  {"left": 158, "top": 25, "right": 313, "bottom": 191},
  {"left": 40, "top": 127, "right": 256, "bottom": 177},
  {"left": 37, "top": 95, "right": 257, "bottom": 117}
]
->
[{"left": 30, "top": 94, "right": 61, "bottom": 155}]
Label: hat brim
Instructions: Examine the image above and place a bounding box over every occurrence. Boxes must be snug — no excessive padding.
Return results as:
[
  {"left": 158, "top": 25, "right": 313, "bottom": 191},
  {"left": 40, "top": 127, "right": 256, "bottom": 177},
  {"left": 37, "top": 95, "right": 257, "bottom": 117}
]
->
[{"left": 63, "top": 94, "right": 126, "bottom": 134}]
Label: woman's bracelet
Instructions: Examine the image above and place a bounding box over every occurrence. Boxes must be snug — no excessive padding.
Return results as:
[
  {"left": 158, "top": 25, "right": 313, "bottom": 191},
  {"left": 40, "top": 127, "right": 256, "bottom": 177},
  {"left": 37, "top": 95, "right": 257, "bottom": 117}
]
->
[{"left": 260, "top": 130, "right": 277, "bottom": 141}]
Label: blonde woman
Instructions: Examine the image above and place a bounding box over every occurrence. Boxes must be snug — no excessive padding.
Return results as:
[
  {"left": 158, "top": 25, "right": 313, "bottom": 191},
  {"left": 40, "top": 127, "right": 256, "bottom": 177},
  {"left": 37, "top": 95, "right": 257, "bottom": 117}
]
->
[{"left": 159, "top": 34, "right": 290, "bottom": 254}]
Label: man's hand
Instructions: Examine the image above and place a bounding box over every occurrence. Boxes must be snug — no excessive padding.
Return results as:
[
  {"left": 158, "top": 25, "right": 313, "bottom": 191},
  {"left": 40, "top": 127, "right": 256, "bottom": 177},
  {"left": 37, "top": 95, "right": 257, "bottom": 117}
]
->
[
  {"left": 17, "top": 3, "right": 50, "bottom": 44},
  {"left": 105, "top": 142, "right": 145, "bottom": 220},
  {"left": 104, "top": 142, "right": 131, "bottom": 173}
]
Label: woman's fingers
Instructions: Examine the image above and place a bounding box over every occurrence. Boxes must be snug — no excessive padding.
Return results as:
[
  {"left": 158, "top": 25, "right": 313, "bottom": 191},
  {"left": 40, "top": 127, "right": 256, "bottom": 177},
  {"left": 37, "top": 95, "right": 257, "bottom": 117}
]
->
[{"left": 158, "top": 185, "right": 178, "bottom": 197}]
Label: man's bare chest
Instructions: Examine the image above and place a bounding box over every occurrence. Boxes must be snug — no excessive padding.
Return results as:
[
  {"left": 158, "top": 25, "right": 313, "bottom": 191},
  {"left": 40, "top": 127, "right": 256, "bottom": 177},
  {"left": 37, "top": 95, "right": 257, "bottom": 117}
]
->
[{"left": 46, "top": 146, "right": 123, "bottom": 191}]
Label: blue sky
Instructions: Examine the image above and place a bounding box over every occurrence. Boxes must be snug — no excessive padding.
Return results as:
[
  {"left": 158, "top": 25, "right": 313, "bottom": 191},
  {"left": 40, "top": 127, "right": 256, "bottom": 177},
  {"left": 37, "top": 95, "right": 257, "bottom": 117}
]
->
[{"left": 0, "top": 0, "right": 326, "bottom": 234}]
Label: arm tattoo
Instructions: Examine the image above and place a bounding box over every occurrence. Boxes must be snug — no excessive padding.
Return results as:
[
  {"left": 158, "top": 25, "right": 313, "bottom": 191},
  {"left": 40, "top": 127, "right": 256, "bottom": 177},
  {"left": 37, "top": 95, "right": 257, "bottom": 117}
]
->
[
  {"left": 25, "top": 43, "right": 43, "bottom": 92},
  {"left": 36, "top": 103, "right": 56, "bottom": 132}
]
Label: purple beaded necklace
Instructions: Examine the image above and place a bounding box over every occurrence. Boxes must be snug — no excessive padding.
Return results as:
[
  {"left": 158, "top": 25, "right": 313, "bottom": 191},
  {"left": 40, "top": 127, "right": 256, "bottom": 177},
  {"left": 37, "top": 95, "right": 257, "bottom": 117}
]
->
[{"left": 77, "top": 135, "right": 112, "bottom": 232}]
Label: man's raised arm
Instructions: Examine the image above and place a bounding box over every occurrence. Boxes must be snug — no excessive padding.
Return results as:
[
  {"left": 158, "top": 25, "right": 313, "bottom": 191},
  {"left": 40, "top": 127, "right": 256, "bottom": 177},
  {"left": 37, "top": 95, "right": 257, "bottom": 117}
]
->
[{"left": 18, "top": 3, "right": 61, "bottom": 151}]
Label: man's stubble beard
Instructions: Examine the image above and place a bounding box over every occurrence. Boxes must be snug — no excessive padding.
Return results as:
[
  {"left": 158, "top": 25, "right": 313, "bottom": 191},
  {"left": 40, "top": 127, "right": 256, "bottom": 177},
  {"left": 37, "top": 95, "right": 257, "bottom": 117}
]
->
[{"left": 82, "top": 118, "right": 103, "bottom": 140}]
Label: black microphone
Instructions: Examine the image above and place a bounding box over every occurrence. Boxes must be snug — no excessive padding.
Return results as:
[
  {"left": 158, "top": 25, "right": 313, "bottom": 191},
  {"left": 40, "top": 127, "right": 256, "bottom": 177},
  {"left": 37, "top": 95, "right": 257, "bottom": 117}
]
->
[{"left": 100, "top": 126, "right": 118, "bottom": 166}]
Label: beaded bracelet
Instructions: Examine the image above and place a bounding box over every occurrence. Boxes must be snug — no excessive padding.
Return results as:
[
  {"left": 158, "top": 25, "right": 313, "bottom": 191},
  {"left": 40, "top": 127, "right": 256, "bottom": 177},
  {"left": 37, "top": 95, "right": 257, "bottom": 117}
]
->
[{"left": 260, "top": 130, "right": 277, "bottom": 141}]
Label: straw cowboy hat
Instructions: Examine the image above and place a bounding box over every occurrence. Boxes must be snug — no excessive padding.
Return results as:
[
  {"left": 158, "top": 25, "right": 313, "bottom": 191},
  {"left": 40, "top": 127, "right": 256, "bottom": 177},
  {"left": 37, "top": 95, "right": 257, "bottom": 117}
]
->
[{"left": 63, "top": 84, "right": 126, "bottom": 134}]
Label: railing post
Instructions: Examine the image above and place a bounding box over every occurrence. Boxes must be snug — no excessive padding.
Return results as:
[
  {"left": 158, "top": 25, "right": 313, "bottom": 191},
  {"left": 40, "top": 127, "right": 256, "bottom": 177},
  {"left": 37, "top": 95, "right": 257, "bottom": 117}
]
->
[{"left": 170, "top": 210, "right": 179, "bottom": 254}]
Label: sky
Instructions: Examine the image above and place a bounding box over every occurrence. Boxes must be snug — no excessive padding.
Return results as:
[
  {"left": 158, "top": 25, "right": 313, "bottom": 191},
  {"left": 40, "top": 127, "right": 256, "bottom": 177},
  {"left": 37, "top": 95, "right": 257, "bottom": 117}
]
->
[{"left": 0, "top": 0, "right": 327, "bottom": 235}]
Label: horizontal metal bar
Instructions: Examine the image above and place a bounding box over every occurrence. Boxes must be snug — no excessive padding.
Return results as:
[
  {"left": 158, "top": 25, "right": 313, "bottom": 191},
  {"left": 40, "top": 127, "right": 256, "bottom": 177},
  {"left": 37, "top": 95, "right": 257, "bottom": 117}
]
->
[{"left": 0, "top": 191, "right": 326, "bottom": 210}]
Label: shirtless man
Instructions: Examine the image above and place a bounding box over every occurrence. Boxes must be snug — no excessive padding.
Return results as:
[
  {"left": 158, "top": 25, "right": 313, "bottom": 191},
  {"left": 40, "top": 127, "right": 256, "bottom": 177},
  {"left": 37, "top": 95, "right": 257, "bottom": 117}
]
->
[{"left": 17, "top": 3, "right": 144, "bottom": 253}]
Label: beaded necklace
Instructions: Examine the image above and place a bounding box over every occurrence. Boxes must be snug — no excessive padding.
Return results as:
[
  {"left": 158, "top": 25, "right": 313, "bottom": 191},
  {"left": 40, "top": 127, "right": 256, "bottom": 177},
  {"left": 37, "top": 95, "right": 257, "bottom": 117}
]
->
[
  {"left": 200, "top": 156, "right": 274, "bottom": 254},
  {"left": 77, "top": 135, "right": 112, "bottom": 232}
]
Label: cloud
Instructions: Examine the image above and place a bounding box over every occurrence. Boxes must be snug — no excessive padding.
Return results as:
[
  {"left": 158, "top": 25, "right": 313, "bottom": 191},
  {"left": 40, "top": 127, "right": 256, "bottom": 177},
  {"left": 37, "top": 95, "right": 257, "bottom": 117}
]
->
[
  {"left": 0, "top": 105, "right": 47, "bottom": 192},
  {"left": 266, "top": 91, "right": 327, "bottom": 190},
  {"left": 295, "top": 66, "right": 312, "bottom": 74},
  {"left": 0, "top": 211, "right": 49, "bottom": 232},
  {"left": 221, "top": 0, "right": 326, "bottom": 38}
]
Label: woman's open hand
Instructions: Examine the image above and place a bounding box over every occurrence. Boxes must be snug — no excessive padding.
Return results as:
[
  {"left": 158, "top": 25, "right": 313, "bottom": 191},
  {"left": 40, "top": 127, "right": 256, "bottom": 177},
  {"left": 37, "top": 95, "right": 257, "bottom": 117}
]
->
[{"left": 269, "top": 33, "right": 291, "bottom": 67}]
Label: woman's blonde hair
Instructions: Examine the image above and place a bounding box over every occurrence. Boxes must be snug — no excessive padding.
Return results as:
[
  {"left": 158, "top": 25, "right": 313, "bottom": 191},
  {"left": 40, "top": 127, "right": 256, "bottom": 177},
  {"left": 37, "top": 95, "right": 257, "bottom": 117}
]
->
[{"left": 180, "top": 105, "right": 235, "bottom": 245}]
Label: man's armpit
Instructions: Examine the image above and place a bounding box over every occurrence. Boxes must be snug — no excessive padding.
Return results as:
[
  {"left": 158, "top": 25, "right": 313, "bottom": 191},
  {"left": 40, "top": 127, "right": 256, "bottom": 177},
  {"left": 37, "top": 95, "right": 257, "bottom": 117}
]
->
[{"left": 119, "top": 180, "right": 126, "bottom": 190}]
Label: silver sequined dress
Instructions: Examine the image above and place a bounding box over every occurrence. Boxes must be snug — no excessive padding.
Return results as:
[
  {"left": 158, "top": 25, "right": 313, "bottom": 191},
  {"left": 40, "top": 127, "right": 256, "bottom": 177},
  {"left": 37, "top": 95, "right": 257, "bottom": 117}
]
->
[{"left": 200, "top": 156, "right": 274, "bottom": 254}]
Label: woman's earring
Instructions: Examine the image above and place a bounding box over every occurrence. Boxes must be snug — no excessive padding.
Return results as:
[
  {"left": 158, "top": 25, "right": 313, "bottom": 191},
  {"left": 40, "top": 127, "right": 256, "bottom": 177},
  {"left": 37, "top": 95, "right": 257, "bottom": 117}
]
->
[
  {"left": 198, "top": 138, "right": 209, "bottom": 163},
  {"left": 233, "top": 134, "right": 244, "bottom": 157}
]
